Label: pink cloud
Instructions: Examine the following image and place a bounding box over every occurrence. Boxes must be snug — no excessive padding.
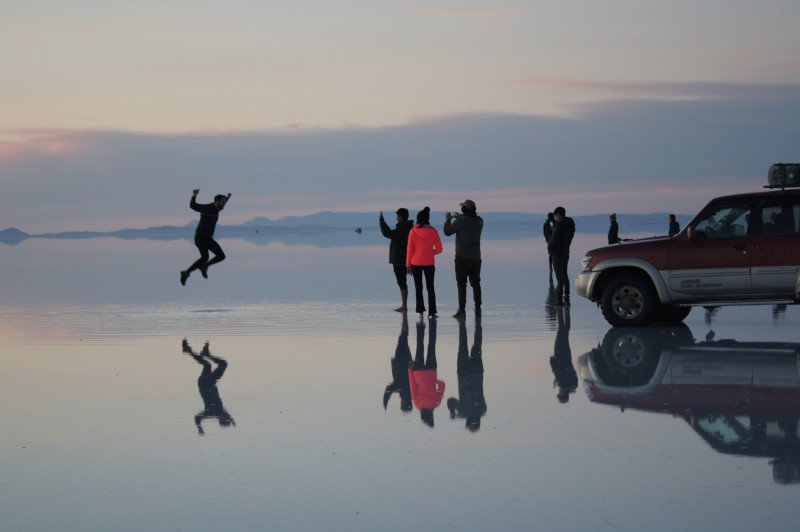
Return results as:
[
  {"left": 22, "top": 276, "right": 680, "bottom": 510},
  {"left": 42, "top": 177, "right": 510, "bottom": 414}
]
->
[{"left": 0, "top": 131, "right": 91, "bottom": 160}]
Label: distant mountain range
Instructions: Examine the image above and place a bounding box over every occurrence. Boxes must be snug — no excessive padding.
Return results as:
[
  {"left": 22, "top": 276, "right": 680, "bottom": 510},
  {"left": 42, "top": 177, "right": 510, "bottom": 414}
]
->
[{"left": 0, "top": 211, "right": 690, "bottom": 246}]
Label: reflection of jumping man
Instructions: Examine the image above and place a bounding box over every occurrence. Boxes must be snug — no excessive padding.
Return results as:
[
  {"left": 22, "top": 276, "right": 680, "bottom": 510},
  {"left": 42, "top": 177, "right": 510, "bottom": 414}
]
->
[
  {"left": 180, "top": 189, "right": 231, "bottom": 286},
  {"left": 182, "top": 339, "right": 235, "bottom": 435}
]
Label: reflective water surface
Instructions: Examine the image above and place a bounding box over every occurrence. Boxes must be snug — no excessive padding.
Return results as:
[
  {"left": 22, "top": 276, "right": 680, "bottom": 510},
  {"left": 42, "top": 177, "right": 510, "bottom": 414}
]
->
[{"left": 2, "top": 234, "right": 799, "bottom": 530}]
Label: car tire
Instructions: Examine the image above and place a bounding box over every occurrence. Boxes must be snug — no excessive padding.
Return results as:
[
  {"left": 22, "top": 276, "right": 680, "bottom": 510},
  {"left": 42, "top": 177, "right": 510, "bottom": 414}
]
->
[{"left": 600, "top": 273, "right": 658, "bottom": 326}]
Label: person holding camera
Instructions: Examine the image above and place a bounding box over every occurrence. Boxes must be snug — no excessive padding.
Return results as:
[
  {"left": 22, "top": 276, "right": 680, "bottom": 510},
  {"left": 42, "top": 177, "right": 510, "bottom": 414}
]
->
[
  {"left": 379, "top": 208, "right": 414, "bottom": 312},
  {"left": 444, "top": 199, "right": 484, "bottom": 318}
]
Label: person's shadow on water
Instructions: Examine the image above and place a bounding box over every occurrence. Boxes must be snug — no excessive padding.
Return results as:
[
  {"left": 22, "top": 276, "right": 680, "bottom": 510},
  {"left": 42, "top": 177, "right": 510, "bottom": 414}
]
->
[
  {"left": 447, "top": 317, "right": 486, "bottom": 432},
  {"left": 549, "top": 308, "right": 577, "bottom": 404},
  {"left": 182, "top": 339, "right": 236, "bottom": 435},
  {"left": 383, "top": 313, "right": 413, "bottom": 413},
  {"left": 409, "top": 318, "right": 445, "bottom": 427}
]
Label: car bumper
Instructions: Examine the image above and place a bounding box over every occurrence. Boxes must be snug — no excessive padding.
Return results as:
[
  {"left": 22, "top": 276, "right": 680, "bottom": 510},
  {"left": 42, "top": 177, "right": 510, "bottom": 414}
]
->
[{"left": 576, "top": 271, "right": 600, "bottom": 301}]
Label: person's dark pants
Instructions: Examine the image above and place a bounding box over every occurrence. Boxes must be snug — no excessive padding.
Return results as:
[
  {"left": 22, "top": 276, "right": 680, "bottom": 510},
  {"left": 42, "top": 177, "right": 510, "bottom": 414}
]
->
[
  {"left": 392, "top": 263, "right": 408, "bottom": 291},
  {"left": 411, "top": 265, "right": 437, "bottom": 315},
  {"left": 455, "top": 256, "right": 482, "bottom": 310},
  {"left": 188, "top": 235, "right": 225, "bottom": 273},
  {"left": 552, "top": 254, "right": 570, "bottom": 299}
]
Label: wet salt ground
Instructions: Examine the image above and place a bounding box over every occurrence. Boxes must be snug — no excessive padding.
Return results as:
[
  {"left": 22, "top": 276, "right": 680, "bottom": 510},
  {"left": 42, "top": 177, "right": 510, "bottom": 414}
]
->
[{"left": 2, "top": 235, "right": 800, "bottom": 531}]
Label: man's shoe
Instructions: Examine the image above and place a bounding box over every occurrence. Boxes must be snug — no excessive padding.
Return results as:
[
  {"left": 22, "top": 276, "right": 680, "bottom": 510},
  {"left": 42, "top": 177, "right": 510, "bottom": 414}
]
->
[
  {"left": 453, "top": 309, "right": 466, "bottom": 319},
  {"left": 180, "top": 270, "right": 189, "bottom": 286},
  {"left": 199, "top": 264, "right": 208, "bottom": 279}
]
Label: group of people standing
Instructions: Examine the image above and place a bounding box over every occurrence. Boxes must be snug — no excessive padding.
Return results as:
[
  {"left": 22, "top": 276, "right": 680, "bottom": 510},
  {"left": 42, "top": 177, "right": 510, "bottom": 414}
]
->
[{"left": 380, "top": 199, "right": 483, "bottom": 320}]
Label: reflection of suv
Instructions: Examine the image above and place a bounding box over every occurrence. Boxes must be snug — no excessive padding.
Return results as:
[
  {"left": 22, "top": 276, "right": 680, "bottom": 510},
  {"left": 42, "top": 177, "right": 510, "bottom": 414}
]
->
[
  {"left": 576, "top": 164, "right": 800, "bottom": 326},
  {"left": 579, "top": 326, "right": 800, "bottom": 484}
]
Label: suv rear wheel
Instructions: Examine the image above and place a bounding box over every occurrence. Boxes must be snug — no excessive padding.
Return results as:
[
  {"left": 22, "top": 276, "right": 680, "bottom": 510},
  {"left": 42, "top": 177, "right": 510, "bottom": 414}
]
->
[{"left": 600, "top": 273, "right": 658, "bottom": 326}]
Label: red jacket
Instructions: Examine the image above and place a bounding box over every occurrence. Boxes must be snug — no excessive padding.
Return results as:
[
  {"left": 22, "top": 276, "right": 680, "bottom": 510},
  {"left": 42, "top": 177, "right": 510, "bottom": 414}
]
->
[
  {"left": 408, "top": 368, "right": 445, "bottom": 410},
  {"left": 406, "top": 225, "right": 443, "bottom": 267}
]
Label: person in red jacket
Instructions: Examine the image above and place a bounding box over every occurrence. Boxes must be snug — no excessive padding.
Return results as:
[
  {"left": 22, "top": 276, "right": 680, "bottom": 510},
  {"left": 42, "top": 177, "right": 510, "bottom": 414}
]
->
[{"left": 406, "top": 207, "right": 444, "bottom": 319}]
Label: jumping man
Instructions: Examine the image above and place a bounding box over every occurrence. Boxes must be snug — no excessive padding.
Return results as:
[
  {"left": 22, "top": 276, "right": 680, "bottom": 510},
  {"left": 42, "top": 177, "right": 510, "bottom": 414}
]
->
[{"left": 180, "top": 189, "right": 231, "bottom": 286}]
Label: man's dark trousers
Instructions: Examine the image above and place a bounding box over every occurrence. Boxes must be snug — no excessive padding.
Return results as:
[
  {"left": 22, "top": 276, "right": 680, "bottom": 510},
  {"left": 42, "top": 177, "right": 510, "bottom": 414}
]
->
[
  {"left": 552, "top": 254, "right": 569, "bottom": 300},
  {"left": 455, "top": 257, "right": 482, "bottom": 310}
]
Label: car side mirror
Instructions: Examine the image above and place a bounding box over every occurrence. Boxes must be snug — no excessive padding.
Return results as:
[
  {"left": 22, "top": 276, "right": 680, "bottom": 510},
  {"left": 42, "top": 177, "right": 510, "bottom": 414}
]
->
[{"left": 686, "top": 226, "right": 695, "bottom": 241}]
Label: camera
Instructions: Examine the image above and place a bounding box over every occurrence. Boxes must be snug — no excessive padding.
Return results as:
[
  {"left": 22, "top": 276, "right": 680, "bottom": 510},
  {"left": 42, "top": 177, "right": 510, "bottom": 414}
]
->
[{"left": 447, "top": 211, "right": 461, "bottom": 219}]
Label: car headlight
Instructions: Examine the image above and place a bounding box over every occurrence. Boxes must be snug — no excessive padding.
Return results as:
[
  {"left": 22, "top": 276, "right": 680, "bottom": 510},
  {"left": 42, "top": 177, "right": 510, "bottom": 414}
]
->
[{"left": 580, "top": 255, "right": 592, "bottom": 271}]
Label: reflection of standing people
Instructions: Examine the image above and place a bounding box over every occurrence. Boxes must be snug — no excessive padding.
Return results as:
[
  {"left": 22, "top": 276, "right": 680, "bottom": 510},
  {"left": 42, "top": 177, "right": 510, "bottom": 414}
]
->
[
  {"left": 543, "top": 212, "right": 555, "bottom": 282},
  {"left": 608, "top": 213, "right": 620, "bottom": 244},
  {"left": 447, "top": 317, "right": 486, "bottom": 431},
  {"left": 182, "top": 339, "right": 235, "bottom": 435},
  {"left": 549, "top": 308, "right": 577, "bottom": 403},
  {"left": 548, "top": 206, "right": 575, "bottom": 306},
  {"left": 444, "top": 199, "right": 483, "bottom": 318},
  {"left": 181, "top": 189, "right": 231, "bottom": 286},
  {"left": 383, "top": 314, "right": 413, "bottom": 413},
  {"left": 379, "top": 208, "right": 414, "bottom": 312},
  {"left": 409, "top": 319, "right": 445, "bottom": 427},
  {"left": 407, "top": 207, "right": 444, "bottom": 319},
  {"left": 668, "top": 213, "right": 680, "bottom": 236}
]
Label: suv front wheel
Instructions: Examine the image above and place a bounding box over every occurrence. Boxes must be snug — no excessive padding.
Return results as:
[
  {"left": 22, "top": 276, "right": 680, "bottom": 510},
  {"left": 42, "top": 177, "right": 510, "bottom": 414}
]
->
[{"left": 600, "top": 273, "right": 658, "bottom": 326}]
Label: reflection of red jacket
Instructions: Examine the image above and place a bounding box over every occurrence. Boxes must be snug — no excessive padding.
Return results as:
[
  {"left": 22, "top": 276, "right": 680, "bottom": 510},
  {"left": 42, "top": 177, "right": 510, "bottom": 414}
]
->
[
  {"left": 408, "top": 369, "right": 445, "bottom": 410},
  {"left": 406, "top": 225, "right": 443, "bottom": 267}
]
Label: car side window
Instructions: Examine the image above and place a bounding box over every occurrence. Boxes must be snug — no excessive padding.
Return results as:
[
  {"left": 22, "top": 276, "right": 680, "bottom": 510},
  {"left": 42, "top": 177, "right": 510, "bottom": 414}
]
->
[
  {"left": 694, "top": 204, "right": 751, "bottom": 239},
  {"left": 759, "top": 203, "right": 800, "bottom": 235}
]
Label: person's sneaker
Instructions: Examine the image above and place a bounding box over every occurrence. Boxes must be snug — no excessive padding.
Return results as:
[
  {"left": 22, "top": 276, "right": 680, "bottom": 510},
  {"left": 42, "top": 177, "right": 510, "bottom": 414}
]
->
[
  {"left": 452, "top": 308, "right": 466, "bottom": 319},
  {"left": 180, "top": 270, "right": 189, "bottom": 286},
  {"left": 199, "top": 264, "right": 208, "bottom": 279},
  {"left": 429, "top": 313, "right": 438, "bottom": 320}
]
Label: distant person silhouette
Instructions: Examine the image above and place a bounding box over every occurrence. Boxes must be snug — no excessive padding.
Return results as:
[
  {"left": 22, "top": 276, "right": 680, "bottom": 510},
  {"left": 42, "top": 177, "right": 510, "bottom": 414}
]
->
[
  {"left": 548, "top": 206, "right": 575, "bottom": 306},
  {"left": 383, "top": 313, "right": 413, "bottom": 413},
  {"left": 182, "top": 339, "right": 235, "bottom": 435},
  {"left": 180, "top": 189, "right": 231, "bottom": 286},
  {"left": 379, "top": 208, "right": 414, "bottom": 312},
  {"left": 549, "top": 308, "right": 577, "bottom": 403},
  {"left": 668, "top": 213, "right": 680, "bottom": 236},
  {"left": 447, "top": 317, "right": 486, "bottom": 432},
  {"left": 409, "top": 318, "right": 445, "bottom": 427},
  {"left": 608, "top": 213, "right": 620, "bottom": 244},
  {"left": 407, "top": 207, "right": 444, "bottom": 319}
]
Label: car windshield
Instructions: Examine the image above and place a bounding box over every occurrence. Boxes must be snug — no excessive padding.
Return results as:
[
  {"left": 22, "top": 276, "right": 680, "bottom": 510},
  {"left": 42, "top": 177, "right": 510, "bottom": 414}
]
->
[{"left": 694, "top": 204, "right": 751, "bottom": 239}]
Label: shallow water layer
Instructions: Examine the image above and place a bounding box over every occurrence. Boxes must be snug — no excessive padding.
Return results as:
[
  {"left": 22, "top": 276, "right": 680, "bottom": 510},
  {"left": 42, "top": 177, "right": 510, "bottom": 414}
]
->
[{"left": 2, "top": 234, "right": 799, "bottom": 530}]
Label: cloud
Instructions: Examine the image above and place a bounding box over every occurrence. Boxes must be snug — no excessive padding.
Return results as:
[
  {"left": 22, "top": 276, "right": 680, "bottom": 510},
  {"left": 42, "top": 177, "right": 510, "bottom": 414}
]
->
[
  {"left": 2, "top": 91, "right": 799, "bottom": 231},
  {"left": 511, "top": 79, "right": 800, "bottom": 102}
]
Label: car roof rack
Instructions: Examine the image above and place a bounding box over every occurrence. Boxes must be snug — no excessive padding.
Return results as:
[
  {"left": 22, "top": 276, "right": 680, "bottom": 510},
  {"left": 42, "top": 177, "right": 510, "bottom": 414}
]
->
[{"left": 766, "top": 163, "right": 800, "bottom": 189}]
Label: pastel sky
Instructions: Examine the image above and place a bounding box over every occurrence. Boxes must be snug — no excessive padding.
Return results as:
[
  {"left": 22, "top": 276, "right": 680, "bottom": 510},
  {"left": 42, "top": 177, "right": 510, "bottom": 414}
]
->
[{"left": 2, "top": 1, "right": 800, "bottom": 231}]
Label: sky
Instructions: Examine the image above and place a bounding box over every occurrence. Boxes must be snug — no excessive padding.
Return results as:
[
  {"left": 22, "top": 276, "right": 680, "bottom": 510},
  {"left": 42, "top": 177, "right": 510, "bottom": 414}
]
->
[{"left": 2, "top": 1, "right": 800, "bottom": 231}]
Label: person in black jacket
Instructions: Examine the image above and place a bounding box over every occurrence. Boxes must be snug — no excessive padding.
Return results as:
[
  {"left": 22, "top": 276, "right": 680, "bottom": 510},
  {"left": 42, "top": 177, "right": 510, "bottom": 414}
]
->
[
  {"left": 444, "top": 199, "right": 484, "bottom": 318},
  {"left": 548, "top": 206, "right": 575, "bottom": 306},
  {"left": 380, "top": 208, "right": 414, "bottom": 312},
  {"left": 181, "top": 189, "right": 231, "bottom": 286}
]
